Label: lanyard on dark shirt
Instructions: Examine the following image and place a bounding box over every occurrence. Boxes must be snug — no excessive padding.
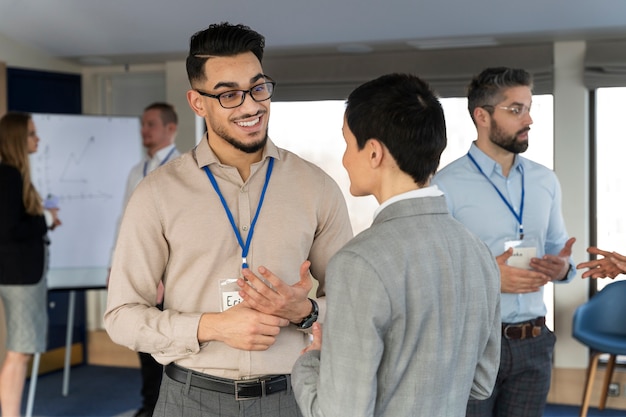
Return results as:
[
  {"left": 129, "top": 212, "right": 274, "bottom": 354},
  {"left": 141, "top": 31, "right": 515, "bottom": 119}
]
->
[
  {"left": 202, "top": 158, "right": 274, "bottom": 269},
  {"left": 143, "top": 147, "right": 177, "bottom": 177},
  {"left": 468, "top": 152, "right": 525, "bottom": 239}
]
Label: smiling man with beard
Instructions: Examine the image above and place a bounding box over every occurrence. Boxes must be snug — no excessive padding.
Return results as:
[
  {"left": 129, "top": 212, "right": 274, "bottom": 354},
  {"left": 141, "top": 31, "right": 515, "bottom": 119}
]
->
[
  {"left": 104, "top": 22, "right": 353, "bottom": 417},
  {"left": 433, "top": 67, "right": 577, "bottom": 417}
]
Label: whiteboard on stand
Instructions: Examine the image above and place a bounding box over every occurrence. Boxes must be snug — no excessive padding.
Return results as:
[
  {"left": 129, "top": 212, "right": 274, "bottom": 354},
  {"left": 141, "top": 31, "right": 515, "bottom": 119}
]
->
[{"left": 30, "top": 113, "right": 143, "bottom": 290}]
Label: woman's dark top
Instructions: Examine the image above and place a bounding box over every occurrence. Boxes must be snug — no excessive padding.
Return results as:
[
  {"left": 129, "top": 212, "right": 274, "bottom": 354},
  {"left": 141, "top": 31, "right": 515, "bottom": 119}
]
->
[{"left": 0, "top": 163, "right": 47, "bottom": 285}]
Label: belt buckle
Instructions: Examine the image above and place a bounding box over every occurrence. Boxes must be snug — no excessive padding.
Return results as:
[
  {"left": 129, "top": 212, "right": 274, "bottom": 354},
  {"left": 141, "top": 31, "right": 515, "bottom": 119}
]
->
[
  {"left": 234, "top": 377, "right": 269, "bottom": 401},
  {"left": 503, "top": 323, "right": 520, "bottom": 340},
  {"left": 504, "top": 322, "right": 530, "bottom": 340},
  {"left": 234, "top": 379, "right": 251, "bottom": 401}
]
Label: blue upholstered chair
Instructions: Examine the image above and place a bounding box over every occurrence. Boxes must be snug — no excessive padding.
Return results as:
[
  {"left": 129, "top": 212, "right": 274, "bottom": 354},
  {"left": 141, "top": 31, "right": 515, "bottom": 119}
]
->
[{"left": 572, "top": 280, "right": 626, "bottom": 417}]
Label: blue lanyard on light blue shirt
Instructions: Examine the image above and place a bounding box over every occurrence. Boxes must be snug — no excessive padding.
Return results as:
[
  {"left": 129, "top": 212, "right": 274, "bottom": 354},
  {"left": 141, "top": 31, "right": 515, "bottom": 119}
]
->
[
  {"left": 143, "top": 147, "right": 177, "bottom": 177},
  {"left": 202, "top": 158, "right": 274, "bottom": 269},
  {"left": 468, "top": 152, "right": 525, "bottom": 239}
]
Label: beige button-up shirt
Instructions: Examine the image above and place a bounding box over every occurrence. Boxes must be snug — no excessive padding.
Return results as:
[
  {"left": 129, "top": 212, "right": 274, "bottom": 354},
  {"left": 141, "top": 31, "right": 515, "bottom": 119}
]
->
[{"left": 104, "top": 137, "right": 353, "bottom": 379}]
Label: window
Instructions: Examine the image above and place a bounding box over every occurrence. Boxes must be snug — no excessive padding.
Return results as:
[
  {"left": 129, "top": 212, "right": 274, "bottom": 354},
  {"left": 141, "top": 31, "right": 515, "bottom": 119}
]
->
[
  {"left": 270, "top": 101, "right": 377, "bottom": 235},
  {"left": 595, "top": 87, "right": 626, "bottom": 290},
  {"left": 270, "top": 96, "right": 554, "bottom": 227}
]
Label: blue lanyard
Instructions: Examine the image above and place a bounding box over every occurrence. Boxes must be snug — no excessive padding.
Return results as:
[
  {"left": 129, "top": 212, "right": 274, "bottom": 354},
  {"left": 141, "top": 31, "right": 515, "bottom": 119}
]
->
[
  {"left": 143, "top": 147, "right": 177, "bottom": 177},
  {"left": 468, "top": 152, "right": 525, "bottom": 239},
  {"left": 203, "top": 158, "right": 274, "bottom": 269}
]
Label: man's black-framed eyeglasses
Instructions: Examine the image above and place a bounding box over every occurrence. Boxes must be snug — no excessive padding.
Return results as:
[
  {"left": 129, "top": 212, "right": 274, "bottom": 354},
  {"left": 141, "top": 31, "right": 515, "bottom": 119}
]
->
[{"left": 195, "top": 78, "right": 276, "bottom": 109}]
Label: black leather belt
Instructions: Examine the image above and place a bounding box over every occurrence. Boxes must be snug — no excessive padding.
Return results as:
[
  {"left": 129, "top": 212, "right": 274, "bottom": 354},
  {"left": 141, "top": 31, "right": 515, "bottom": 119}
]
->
[
  {"left": 165, "top": 363, "right": 288, "bottom": 400},
  {"left": 502, "top": 317, "right": 545, "bottom": 340}
]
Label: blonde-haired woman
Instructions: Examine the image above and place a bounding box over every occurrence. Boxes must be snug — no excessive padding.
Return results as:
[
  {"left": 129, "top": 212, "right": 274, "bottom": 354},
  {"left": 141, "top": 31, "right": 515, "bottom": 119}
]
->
[{"left": 0, "top": 112, "right": 60, "bottom": 416}]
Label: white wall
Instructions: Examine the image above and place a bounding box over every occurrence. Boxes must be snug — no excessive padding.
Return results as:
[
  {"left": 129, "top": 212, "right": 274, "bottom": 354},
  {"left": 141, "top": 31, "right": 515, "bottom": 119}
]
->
[
  {"left": 553, "top": 41, "right": 591, "bottom": 369},
  {"left": 0, "top": 31, "right": 79, "bottom": 73}
]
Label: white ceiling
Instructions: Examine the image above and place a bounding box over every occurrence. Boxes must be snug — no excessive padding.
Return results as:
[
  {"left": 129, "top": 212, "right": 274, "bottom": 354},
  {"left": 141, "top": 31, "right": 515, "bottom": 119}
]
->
[{"left": 1, "top": 0, "right": 626, "bottom": 66}]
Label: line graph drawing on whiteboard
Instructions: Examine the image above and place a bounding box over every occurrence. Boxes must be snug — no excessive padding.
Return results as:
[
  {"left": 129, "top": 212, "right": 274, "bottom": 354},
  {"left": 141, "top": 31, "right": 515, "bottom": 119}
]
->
[
  {"left": 30, "top": 114, "right": 143, "bottom": 272},
  {"left": 36, "top": 136, "right": 114, "bottom": 202},
  {"left": 58, "top": 135, "right": 93, "bottom": 184}
]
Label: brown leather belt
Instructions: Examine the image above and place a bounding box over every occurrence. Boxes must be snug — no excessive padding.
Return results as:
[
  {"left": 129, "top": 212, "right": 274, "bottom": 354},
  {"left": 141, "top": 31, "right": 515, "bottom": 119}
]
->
[
  {"left": 502, "top": 317, "right": 545, "bottom": 340},
  {"left": 165, "top": 363, "right": 288, "bottom": 401}
]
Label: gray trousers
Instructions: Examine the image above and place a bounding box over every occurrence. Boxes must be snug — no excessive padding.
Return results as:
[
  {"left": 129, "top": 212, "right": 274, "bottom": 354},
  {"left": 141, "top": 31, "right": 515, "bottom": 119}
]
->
[
  {"left": 153, "top": 370, "right": 303, "bottom": 417},
  {"left": 466, "top": 325, "right": 557, "bottom": 417}
]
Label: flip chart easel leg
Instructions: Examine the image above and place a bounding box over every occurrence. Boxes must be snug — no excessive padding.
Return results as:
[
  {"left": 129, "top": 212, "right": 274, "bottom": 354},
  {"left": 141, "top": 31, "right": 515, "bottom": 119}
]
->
[{"left": 62, "top": 290, "right": 75, "bottom": 396}]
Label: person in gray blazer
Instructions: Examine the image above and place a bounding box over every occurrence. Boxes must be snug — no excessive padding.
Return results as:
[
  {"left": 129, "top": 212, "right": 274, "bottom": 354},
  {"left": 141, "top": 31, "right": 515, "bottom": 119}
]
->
[{"left": 287, "top": 73, "right": 501, "bottom": 416}]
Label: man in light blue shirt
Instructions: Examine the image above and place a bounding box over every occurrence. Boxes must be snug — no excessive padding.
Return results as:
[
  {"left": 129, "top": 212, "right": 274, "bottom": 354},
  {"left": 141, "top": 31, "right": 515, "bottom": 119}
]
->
[{"left": 433, "top": 67, "right": 576, "bottom": 417}]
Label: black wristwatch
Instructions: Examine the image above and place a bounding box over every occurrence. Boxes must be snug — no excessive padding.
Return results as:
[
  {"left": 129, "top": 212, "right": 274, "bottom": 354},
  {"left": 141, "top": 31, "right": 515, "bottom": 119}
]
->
[{"left": 295, "top": 298, "right": 319, "bottom": 329}]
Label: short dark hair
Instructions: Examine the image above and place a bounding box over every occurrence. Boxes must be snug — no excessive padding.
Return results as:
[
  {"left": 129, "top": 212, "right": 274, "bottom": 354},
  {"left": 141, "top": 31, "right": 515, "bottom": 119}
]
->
[
  {"left": 186, "top": 22, "right": 265, "bottom": 86},
  {"left": 345, "top": 73, "right": 447, "bottom": 186},
  {"left": 144, "top": 102, "right": 178, "bottom": 126},
  {"left": 467, "top": 67, "right": 533, "bottom": 123}
]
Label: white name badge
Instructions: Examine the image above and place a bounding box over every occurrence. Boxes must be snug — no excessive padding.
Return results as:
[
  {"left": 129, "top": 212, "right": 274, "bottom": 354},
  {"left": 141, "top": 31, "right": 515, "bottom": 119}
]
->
[
  {"left": 219, "top": 279, "right": 243, "bottom": 311},
  {"left": 505, "top": 237, "right": 538, "bottom": 270}
]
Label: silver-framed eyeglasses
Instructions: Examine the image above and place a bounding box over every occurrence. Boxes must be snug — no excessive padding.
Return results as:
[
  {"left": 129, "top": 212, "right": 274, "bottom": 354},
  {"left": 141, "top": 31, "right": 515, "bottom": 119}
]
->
[
  {"left": 482, "top": 104, "right": 531, "bottom": 119},
  {"left": 195, "top": 79, "right": 276, "bottom": 109}
]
